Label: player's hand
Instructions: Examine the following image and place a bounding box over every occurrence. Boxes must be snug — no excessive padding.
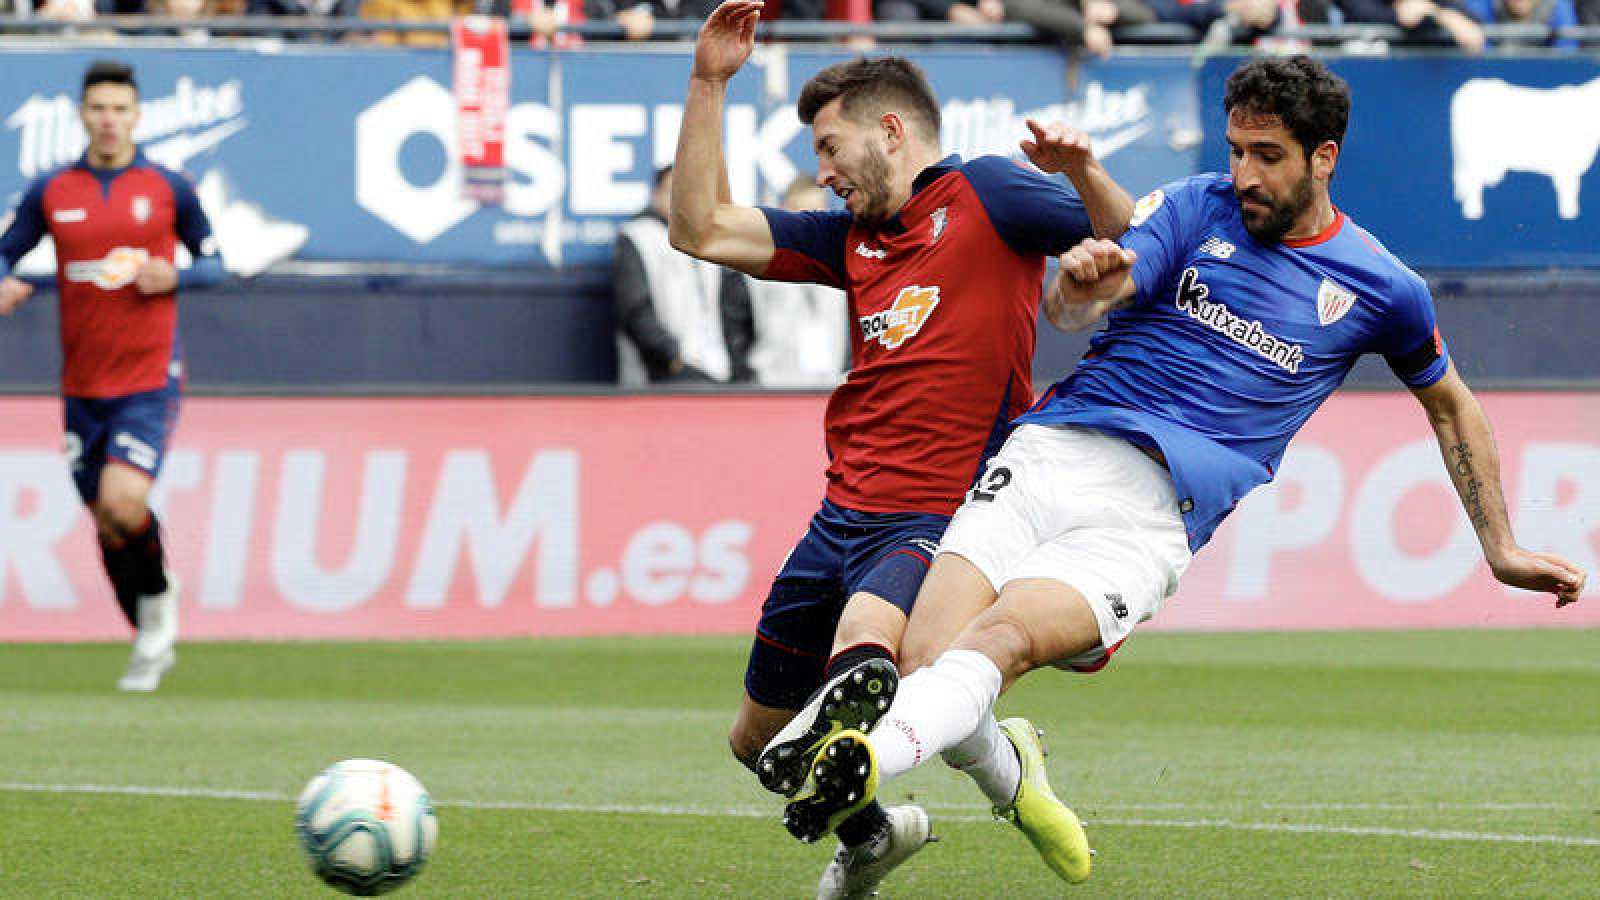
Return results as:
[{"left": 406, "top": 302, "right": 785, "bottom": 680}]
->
[
  {"left": 1490, "top": 548, "right": 1587, "bottom": 608},
  {"left": 0, "top": 275, "right": 35, "bottom": 314},
  {"left": 1021, "top": 119, "right": 1096, "bottom": 177},
  {"left": 692, "top": 0, "right": 762, "bottom": 83},
  {"left": 135, "top": 258, "right": 179, "bottom": 295},
  {"left": 1056, "top": 238, "right": 1135, "bottom": 301}
]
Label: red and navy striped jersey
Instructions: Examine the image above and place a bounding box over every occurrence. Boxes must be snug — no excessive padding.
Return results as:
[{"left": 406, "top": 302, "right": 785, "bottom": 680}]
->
[
  {"left": 0, "top": 150, "right": 218, "bottom": 398},
  {"left": 759, "top": 155, "right": 1093, "bottom": 516}
]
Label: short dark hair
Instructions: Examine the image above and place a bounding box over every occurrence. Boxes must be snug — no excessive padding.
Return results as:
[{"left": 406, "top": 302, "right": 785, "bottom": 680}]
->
[
  {"left": 797, "top": 57, "right": 941, "bottom": 142},
  {"left": 83, "top": 60, "right": 138, "bottom": 99},
  {"left": 1222, "top": 56, "right": 1349, "bottom": 158}
]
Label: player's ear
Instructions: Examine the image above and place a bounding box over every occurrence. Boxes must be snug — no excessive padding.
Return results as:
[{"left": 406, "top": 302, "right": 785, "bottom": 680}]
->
[
  {"left": 879, "top": 111, "right": 907, "bottom": 153},
  {"left": 1311, "top": 140, "right": 1338, "bottom": 183}
]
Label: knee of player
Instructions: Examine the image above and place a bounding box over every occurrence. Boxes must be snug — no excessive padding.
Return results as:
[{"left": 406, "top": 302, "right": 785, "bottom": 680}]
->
[
  {"left": 93, "top": 496, "right": 148, "bottom": 536},
  {"left": 962, "top": 613, "right": 1042, "bottom": 679},
  {"left": 897, "top": 638, "right": 939, "bottom": 676}
]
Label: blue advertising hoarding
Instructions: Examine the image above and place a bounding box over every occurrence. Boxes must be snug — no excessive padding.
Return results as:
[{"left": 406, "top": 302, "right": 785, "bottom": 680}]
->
[
  {"left": 0, "top": 45, "right": 1199, "bottom": 269},
  {"left": 1199, "top": 55, "right": 1600, "bottom": 269}
]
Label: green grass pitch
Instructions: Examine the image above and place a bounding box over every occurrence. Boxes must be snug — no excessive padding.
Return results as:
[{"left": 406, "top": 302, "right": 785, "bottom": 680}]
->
[{"left": 3, "top": 630, "right": 1597, "bottom": 898}]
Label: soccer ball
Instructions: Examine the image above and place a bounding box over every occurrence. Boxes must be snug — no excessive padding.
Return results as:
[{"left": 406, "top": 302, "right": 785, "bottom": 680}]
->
[{"left": 294, "top": 759, "right": 439, "bottom": 896}]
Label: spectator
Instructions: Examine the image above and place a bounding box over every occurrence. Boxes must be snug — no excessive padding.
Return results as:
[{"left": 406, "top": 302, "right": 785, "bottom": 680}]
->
[
  {"left": 252, "top": 0, "right": 359, "bottom": 17},
  {"left": 588, "top": 0, "right": 724, "bottom": 40},
  {"left": 743, "top": 177, "right": 852, "bottom": 388},
  {"left": 613, "top": 164, "right": 753, "bottom": 385},
  {"left": 876, "top": 0, "right": 1006, "bottom": 27},
  {"left": 1004, "top": 0, "right": 1154, "bottom": 56},
  {"left": 1148, "top": 0, "right": 1333, "bottom": 42},
  {"left": 1340, "top": 0, "right": 1486, "bottom": 52},
  {"left": 1463, "top": 0, "right": 1579, "bottom": 47},
  {"left": 359, "top": 0, "right": 464, "bottom": 45}
]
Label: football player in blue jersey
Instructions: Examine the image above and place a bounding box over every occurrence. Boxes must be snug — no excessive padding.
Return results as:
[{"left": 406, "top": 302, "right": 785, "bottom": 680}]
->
[{"left": 772, "top": 54, "right": 1588, "bottom": 886}]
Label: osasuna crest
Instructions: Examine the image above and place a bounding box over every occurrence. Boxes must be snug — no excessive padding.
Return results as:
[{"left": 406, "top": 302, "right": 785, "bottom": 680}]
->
[
  {"left": 132, "top": 196, "right": 151, "bottom": 224},
  {"left": 930, "top": 206, "right": 948, "bottom": 243},
  {"left": 1316, "top": 278, "right": 1358, "bottom": 325}
]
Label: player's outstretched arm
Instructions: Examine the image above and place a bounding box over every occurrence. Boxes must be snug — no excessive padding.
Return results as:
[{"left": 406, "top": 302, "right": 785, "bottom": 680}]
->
[
  {"left": 1021, "top": 118, "right": 1134, "bottom": 239},
  {"left": 1411, "top": 365, "right": 1587, "bottom": 607},
  {"left": 668, "top": 0, "right": 775, "bottom": 277},
  {"left": 1043, "top": 238, "right": 1137, "bottom": 332}
]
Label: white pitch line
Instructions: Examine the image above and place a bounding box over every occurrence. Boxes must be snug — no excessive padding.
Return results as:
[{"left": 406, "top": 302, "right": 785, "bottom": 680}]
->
[{"left": 4, "top": 782, "right": 1597, "bottom": 847}]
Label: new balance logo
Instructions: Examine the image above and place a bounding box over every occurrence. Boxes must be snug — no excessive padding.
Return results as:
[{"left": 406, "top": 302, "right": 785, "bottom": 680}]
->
[
  {"left": 1199, "top": 235, "right": 1236, "bottom": 259},
  {"left": 855, "top": 243, "right": 886, "bottom": 260}
]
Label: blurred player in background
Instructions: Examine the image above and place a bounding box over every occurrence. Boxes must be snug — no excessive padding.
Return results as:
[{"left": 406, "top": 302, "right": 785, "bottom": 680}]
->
[
  {"left": 670, "top": 2, "right": 1134, "bottom": 894},
  {"left": 772, "top": 54, "right": 1589, "bottom": 888},
  {"left": 0, "top": 61, "right": 226, "bottom": 692}
]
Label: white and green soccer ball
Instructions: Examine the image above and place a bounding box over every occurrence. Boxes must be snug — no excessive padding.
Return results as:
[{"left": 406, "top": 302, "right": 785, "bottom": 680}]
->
[{"left": 294, "top": 759, "right": 439, "bottom": 896}]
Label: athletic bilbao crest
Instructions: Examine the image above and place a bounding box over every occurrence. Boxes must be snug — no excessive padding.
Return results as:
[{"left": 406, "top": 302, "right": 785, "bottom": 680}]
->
[
  {"left": 132, "top": 195, "right": 151, "bottom": 224},
  {"left": 1316, "top": 278, "right": 1357, "bottom": 326},
  {"left": 859, "top": 285, "right": 941, "bottom": 350}
]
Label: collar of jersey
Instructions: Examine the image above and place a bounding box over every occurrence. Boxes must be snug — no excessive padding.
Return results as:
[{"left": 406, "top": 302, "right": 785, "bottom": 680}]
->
[
  {"left": 876, "top": 154, "right": 962, "bottom": 235},
  {"left": 73, "top": 147, "right": 149, "bottom": 175}
]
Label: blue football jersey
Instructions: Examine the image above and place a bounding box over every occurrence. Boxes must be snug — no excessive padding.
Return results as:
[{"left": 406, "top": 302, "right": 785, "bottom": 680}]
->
[{"left": 1020, "top": 173, "right": 1450, "bottom": 550}]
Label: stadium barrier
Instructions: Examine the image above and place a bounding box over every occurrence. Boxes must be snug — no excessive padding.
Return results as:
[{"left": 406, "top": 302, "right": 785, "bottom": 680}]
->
[{"left": 1, "top": 392, "right": 1595, "bottom": 640}]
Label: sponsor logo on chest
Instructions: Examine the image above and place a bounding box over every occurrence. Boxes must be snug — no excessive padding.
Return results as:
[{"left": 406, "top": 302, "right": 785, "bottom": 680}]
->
[
  {"left": 1174, "top": 267, "right": 1305, "bottom": 374},
  {"left": 64, "top": 246, "right": 150, "bottom": 291},
  {"left": 859, "top": 284, "right": 941, "bottom": 350}
]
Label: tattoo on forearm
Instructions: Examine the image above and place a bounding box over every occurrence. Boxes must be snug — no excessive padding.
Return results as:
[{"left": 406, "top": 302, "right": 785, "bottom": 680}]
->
[{"left": 1449, "top": 442, "right": 1489, "bottom": 530}]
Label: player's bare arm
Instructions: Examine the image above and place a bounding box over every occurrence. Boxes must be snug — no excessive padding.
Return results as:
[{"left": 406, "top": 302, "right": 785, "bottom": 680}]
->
[
  {"left": 667, "top": 0, "right": 776, "bottom": 277},
  {"left": 1043, "top": 237, "right": 1137, "bottom": 332},
  {"left": 1021, "top": 118, "right": 1134, "bottom": 239},
  {"left": 1411, "top": 365, "right": 1587, "bottom": 607},
  {"left": 0, "top": 275, "right": 35, "bottom": 314}
]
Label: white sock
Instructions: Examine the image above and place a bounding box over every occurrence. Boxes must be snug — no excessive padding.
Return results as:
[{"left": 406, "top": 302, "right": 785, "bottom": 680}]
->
[
  {"left": 869, "top": 649, "right": 1003, "bottom": 782},
  {"left": 940, "top": 713, "right": 1021, "bottom": 807}
]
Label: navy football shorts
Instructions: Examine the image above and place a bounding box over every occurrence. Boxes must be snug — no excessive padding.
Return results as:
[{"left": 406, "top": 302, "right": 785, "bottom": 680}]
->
[
  {"left": 744, "top": 499, "right": 949, "bottom": 710},
  {"left": 63, "top": 375, "right": 181, "bottom": 505}
]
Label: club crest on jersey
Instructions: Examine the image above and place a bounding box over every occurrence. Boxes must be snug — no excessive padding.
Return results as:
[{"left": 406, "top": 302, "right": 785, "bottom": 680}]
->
[
  {"left": 65, "top": 246, "right": 150, "bottom": 291},
  {"left": 930, "top": 206, "right": 948, "bottom": 243},
  {"left": 860, "top": 284, "right": 940, "bottom": 350},
  {"left": 132, "top": 196, "right": 151, "bottom": 224},
  {"left": 1316, "top": 278, "right": 1358, "bottom": 326}
]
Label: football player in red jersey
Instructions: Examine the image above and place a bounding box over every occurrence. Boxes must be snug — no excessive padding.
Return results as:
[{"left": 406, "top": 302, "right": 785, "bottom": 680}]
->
[
  {"left": 670, "top": 3, "right": 1135, "bottom": 893},
  {"left": 0, "top": 61, "right": 226, "bottom": 692}
]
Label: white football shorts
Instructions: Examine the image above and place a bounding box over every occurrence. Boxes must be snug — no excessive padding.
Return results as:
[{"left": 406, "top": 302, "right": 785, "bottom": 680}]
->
[{"left": 938, "top": 423, "right": 1193, "bottom": 658}]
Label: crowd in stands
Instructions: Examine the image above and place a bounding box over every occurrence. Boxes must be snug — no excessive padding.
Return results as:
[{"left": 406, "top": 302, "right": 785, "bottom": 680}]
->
[{"left": 5, "top": 0, "right": 1596, "bottom": 50}]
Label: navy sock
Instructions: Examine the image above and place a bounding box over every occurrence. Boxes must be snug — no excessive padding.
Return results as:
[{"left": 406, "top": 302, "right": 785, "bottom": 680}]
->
[
  {"left": 836, "top": 802, "right": 891, "bottom": 848},
  {"left": 98, "top": 513, "right": 168, "bottom": 629},
  {"left": 123, "top": 513, "right": 169, "bottom": 596},
  {"left": 823, "top": 642, "right": 894, "bottom": 682},
  {"left": 97, "top": 534, "right": 140, "bottom": 627}
]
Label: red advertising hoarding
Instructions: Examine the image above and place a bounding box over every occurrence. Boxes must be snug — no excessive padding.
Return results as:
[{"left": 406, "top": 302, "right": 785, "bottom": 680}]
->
[{"left": 1, "top": 393, "right": 1595, "bottom": 640}]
